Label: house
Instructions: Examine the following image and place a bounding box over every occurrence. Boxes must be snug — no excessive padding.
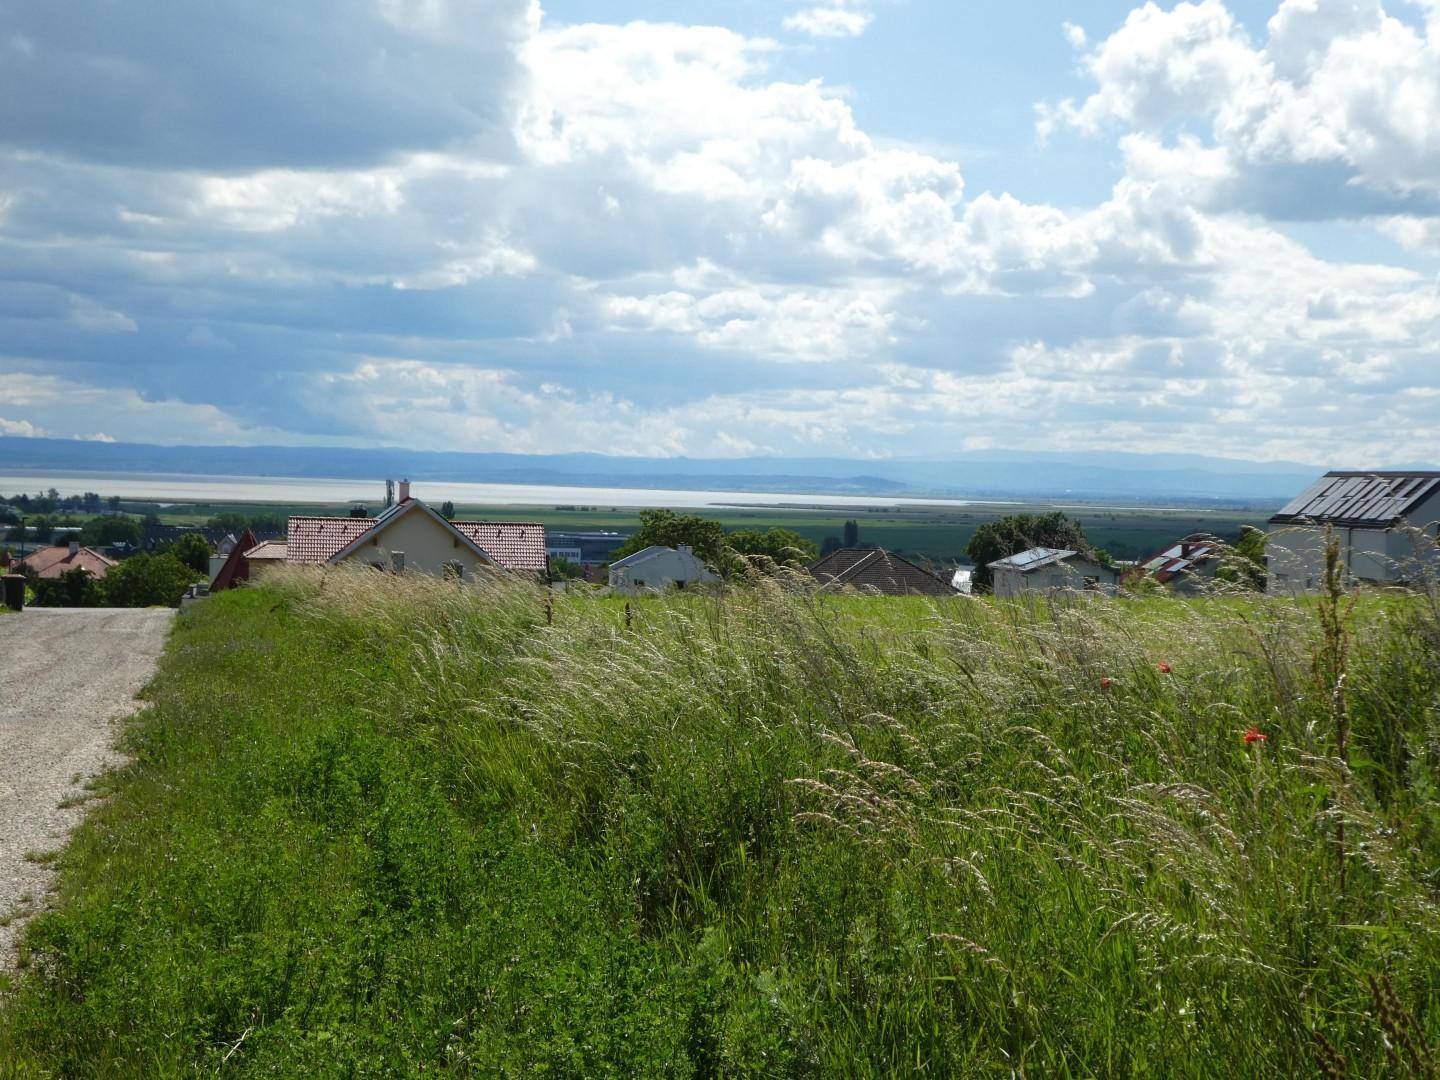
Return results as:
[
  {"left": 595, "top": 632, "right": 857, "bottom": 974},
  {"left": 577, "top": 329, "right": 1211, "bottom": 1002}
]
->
[
  {"left": 286, "top": 482, "right": 547, "bottom": 578},
  {"left": 808, "top": 548, "right": 958, "bottom": 596},
  {"left": 1134, "top": 533, "right": 1225, "bottom": 593},
  {"left": 209, "top": 528, "right": 259, "bottom": 591},
  {"left": 987, "top": 547, "right": 1119, "bottom": 598},
  {"left": 19, "top": 541, "right": 117, "bottom": 581},
  {"left": 1267, "top": 471, "right": 1440, "bottom": 589},
  {"left": 950, "top": 567, "right": 974, "bottom": 595},
  {"left": 607, "top": 545, "right": 718, "bottom": 593}
]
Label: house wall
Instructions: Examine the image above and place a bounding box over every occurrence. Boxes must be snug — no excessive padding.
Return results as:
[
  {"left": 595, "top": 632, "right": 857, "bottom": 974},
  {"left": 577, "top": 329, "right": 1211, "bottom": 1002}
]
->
[
  {"left": 993, "top": 557, "right": 1118, "bottom": 598},
  {"left": 609, "top": 549, "right": 716, "bottom": 594},
  {"left": 334, "top": 510, "right": 492, "bottom": 578},
  {"left": 1267, "top": 517, "right": 1440, "bottom": 591}
]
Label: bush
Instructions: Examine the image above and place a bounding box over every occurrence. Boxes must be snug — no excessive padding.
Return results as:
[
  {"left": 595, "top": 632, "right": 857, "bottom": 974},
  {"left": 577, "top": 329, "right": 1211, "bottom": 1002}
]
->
[
  {"left": 100, "top": 552, "right": 200, "bottom": 607},
  {"left": 29, "top": 567, "right": 104, "bottom": 607}
]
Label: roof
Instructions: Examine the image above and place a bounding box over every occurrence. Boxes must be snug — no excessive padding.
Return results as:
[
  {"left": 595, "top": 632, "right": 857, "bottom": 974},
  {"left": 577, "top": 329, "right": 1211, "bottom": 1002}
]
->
[
  {"left": 19, "top": 545, "right": 117, "bottom": 580},
  {"left": 808, "top": 548, "right": 957, "bottom": 596},
  {"left": 1270, "top": 471, "right": 1440, "bottom": 527},
  {"left": 286, "top": 500, "right": 547, "bottom": 572},
  {"left": 243, "top": 540, "right": 288, "bottom": 560},
  {"left": 286, "top": 516, "right": 375, "bottom": 564},
  {"left": 210, "top": 528, "right": 259, "bottom": 592},
  {"left": 987, "top": 547, "right": 1078, "bottom": 573},
  {"left": 1139, "top": 533, "right": 1224, "bottom": 582},
  {"left": 608, "top": 545, "right": 678, "bottom": 570},
  {"left": 452, "top": 522, "right": 547, "bottom": 572}
]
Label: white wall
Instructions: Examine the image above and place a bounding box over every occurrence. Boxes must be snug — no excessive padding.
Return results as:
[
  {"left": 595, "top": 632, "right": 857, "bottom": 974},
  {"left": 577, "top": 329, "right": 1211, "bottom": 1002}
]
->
[
  {"left": 992, "top": 556, "right": 1118, "bottom": 598},
  {"left": 609, "top": 548, "right": 717, "bottom": 594}
]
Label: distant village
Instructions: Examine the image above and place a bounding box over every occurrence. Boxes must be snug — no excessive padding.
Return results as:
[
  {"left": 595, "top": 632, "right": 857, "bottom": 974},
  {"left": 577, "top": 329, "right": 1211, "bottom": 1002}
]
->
[{"left": 3, "top": 471, "right": 1438, "bottom": 610}]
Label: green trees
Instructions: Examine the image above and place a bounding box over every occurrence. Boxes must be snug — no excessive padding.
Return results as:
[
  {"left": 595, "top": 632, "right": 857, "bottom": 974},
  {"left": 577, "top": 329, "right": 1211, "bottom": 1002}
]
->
[
  {"left": 30, "top": 567, "right": 104, "bottom": 607},
  {"left": 1216, "top": 525, "right": 1268, "bottom": 590},
  {"left": 440, "top": 500, "right": 456, "bottom": 520},
  {"left": 726, "top": 527, "right": 818, "bottom": 569},
  {"left": 170, "top": 533, "right": 213, "bottom": 576},
  {"left": 100, "top": 553, "right": 201, "bottom": 607},
  {"left": 79, "top": 515, "right": 141, "bottom": 548},
  {"left": 965, "top": 512, "right": 1090, "bottom": 591},
  {"left": 611, "top": 511, "right": 821, "bottom": 575},
  {"left": 842, "top": 519, "right": 860, "bottom": 547},
  {"left": 611, "top": 510, "right": 729, "bottom": 566}
]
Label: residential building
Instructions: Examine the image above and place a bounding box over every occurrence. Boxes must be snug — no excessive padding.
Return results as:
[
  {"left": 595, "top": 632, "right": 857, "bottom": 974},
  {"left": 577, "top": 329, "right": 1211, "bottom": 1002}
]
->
[
  {"left": 987, "top": 547, "right": 1120, "bottom": 598},
  {"left": 1134, "top": 533, "right": 1225, "bottom": 593},
  {"left": 1268, "top": 471, "right": 1440, "bottom": 589},
  {"left": 286, "top": 482, "right": 546, "bottom": 578},
  {"left": 808, "top": 548, "right": 958, "bottom": 596},
  {"left": 19, "top": 541, "right": 117, "bottom": 581},
  {"left": 608, "top": 545, "right": 717, "bottom": 593}
]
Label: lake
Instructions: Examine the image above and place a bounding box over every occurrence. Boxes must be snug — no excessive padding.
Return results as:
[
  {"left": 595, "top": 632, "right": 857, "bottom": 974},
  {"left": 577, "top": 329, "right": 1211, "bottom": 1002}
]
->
[{"left": 0, "top": 470, "right": 1001, "bottom": 513}]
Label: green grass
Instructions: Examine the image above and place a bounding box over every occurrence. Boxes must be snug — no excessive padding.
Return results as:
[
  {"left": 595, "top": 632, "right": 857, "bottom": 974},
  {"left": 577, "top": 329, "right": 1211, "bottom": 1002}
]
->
[{"left": 2, "top": 570, "right": 1437, "bottom": 1075}]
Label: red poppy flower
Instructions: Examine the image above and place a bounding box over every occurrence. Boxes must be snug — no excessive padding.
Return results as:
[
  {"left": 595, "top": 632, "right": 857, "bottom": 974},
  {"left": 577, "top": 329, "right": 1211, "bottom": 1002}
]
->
[
  {"left": 1243, "top": 727, "right": 1267, "bottom": 745},
  {"left": 1100, "top": 678, "right": 1113, "bottom": 691},
  {"left": 1157, "top": 661, "right": 1172, "bottom": 674}
]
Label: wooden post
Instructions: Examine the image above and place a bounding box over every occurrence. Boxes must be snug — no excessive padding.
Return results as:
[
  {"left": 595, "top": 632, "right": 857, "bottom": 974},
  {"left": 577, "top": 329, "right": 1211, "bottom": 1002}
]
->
[
  {"left": 624, "top": 601, "right": 632, "bottom": 631},
  {"left": 545, "top": 591, "right": 553, "bottom": 626}
]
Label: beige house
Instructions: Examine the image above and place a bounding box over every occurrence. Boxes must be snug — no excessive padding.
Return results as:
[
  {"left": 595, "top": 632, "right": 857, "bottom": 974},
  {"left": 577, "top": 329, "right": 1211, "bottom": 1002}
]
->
[{"left": 286, "top": 483, "right": 546, "bottom": 578}]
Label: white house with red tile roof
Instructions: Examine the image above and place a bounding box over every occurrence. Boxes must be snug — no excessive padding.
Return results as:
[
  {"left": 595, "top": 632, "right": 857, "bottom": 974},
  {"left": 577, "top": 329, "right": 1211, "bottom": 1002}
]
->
[{"left": 286, "top": 484, "right": 546, "bottom": 579}]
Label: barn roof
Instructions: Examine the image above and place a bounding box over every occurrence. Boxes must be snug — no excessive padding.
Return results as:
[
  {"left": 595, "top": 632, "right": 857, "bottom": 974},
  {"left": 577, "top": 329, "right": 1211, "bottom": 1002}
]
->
[
  {"left": 808, "top": 547, "right": 957, "bottom": 596},
  {"left": 1139, "top": 533, "right": 1225, "bottom": 582},
  {"left": 1269, "top": 471, "right": 1440, "bottom": 527}
]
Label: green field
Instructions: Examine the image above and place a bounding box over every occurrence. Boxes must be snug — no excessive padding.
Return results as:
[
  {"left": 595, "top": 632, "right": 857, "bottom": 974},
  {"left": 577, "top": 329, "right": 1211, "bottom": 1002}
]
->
[
  {"left": 10, "top": 493, "right": 1274, "bottom": 564},
  {"left": 2, "top": 569, "right": 1436, "bottom": 1075}
]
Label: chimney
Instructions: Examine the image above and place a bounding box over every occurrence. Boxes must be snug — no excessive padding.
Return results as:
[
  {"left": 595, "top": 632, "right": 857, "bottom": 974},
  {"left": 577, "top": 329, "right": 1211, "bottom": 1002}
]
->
[
  {"left": 69, "top": 539, "right": 80, "bottom": 556},
  {"left": 398, "top": 478, "right": 411, "bottom": 503},
  {"left": 390, "top": 550, "right": 406, "bottom": 573}
]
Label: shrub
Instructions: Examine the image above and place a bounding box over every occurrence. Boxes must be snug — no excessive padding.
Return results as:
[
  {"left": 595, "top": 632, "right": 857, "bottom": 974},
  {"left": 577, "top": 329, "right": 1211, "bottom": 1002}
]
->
[{"left": 100, "top": 552, "right": 200, "bottom": 607}]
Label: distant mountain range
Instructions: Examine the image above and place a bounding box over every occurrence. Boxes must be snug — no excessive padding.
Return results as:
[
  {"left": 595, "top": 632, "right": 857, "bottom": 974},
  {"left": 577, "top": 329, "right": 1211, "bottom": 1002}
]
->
[{"left": 0, "top": 436, "right": 1411, "bottom": 507}]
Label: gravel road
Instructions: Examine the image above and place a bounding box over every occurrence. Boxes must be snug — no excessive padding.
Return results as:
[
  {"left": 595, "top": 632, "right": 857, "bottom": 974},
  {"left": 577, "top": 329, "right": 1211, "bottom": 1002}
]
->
[{"left": 0, "top": 607, "right": 174, "bottom": 966}]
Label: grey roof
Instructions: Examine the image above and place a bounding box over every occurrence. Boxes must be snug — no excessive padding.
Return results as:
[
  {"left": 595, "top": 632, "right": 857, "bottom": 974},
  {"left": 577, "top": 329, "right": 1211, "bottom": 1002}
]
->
[
  {"left": 808, "top": 547, "right": 957, "bottom": 596},
  {"left": 987, "top": 547, "right": 1078, "bottom": 572},
  {"left": 608, "top": 545, "right": 678, "bottom": 570},
  {"left": 1269, "top": 472, "right": 1440, "bottom": 527}
]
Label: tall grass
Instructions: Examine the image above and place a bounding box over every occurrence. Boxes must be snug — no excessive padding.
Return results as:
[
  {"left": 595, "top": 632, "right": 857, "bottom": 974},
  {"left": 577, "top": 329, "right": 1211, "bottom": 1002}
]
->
[{"left": 3, "top": 565, "right": 1438, "bottom": 1075}]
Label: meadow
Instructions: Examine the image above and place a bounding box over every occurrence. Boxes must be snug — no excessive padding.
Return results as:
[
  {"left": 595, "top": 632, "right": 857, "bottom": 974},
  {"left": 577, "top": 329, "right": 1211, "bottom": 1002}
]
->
[{"left": 2, "top": 568, "right": 1437, "bottom": 1075}]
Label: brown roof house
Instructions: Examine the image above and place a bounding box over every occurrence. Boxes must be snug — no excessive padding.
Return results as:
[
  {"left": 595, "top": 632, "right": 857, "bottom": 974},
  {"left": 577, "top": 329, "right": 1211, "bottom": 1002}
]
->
[
  {"left": 1268, "top": 471, "right": 1440, "bottom": 589},
  {"left": 808, "top": 548, "right": 958, "bottom": 596},
  {"left": 19, "top": 541, "right": 116, "bottom": 581},
  {"left": 286, "top": 481, "right": 546, "bottom": 579}
]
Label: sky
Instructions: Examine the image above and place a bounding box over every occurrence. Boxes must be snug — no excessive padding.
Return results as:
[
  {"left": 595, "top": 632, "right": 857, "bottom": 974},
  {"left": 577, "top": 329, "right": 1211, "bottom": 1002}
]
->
[{"left": 2, "top": 0, "right": 1439, "bottom": 466}]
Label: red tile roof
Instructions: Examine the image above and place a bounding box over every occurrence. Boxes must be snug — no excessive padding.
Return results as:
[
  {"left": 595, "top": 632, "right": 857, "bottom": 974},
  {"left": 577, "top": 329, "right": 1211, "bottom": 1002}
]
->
[
  {"left": 19, "top": 545, "right": 117, "bottom": 580},
  {"left": 286, "top": 516, "right": 375, "bottom": 563},
  {"left": 453, "top": 522, "right": 548, "bottom": 572},
  {"left": 243, "top": 540, "right": 288, "bottom": 560},
  {"left": 286, "top": 504, "right": 548, "bottom": 572}
]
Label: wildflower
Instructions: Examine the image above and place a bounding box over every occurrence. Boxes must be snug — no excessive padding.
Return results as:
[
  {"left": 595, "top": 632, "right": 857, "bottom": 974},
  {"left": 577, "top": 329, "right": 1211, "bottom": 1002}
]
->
[
  {"left": 1243, "top": 727, "right": 1267, "bottom": 745},
  {"left": 1100, "top": 677, "right": 1113, "bottom": 691},
  {"left": 1157, "top": 661, "right": 1172, "bottom": 674}
]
